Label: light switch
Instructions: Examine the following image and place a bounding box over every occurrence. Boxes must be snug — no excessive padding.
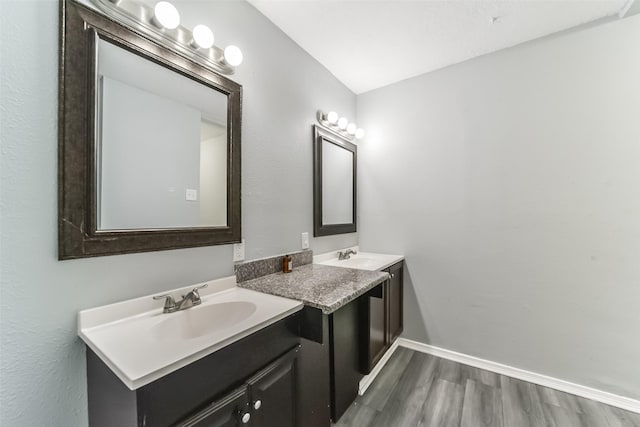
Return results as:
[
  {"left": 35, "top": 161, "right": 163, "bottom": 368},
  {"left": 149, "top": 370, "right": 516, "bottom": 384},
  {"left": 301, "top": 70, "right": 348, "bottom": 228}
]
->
[
  {"left": 185, "top": 189, "right": 198, "bottom": 201},
  {"left": 233, "top": 239, "right": 245, "bottom": 262},
  {"left": 301, "top": 232, "right": 309, "bottom": 249}
]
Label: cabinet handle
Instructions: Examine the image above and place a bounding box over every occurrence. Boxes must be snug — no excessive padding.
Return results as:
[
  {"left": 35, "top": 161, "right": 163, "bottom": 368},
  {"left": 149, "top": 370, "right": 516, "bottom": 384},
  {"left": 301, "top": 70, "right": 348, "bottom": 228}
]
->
[
  {"left": 241, "top": 412, "right": 251, "bottom": 424},
  {"left": 253, "top": 400, "right": 262, "bottom": 410},
  {"left": 390, "top": 273, "right": 395, "bottom": 278}
]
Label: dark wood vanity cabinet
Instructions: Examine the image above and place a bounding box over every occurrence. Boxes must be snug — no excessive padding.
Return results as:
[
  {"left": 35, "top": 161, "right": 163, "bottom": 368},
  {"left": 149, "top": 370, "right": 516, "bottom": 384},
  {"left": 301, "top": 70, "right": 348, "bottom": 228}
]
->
[
  {"left": 329, "top": 300, "right": 363, "bottom": 422},
  {"left": 177, "top": 347, "right": 298, "bottom": 427},
  {"left": 387, "top": 261, "right": 404, "bottom": 343},
  {"left": 297, "top": 301, "right": 364, "bottom": 424},
  {"left": 86, "top": 313, "right": 301, "bottom": 427},
  {"left": 360, "top": 261, "right": 404, "bottom": 374},
  {"left": 360, "top": 284, "right": 387, "bottom": 372}
]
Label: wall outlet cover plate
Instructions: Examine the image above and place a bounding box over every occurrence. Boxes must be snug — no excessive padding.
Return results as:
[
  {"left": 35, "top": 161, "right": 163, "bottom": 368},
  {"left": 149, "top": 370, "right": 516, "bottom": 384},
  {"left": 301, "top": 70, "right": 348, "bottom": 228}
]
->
[{"left": 233, "top": 240, "right": 245, "bottom": 262}]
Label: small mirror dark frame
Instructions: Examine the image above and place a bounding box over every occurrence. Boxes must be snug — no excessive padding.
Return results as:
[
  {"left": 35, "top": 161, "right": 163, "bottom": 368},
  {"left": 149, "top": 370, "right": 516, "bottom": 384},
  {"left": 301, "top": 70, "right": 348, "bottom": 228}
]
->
[
  {"left": 313, "top": 125, "right": 357, "bottom": 236},
  {"left": 58, "top": 0, "right": 242, "bottom": 259}
]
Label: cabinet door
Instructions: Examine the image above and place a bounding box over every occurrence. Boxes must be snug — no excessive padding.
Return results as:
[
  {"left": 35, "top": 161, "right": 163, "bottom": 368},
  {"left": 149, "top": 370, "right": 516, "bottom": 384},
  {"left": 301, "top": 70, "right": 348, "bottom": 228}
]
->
[
  {"left": 387, "top": 261, "right": 404, "bottom": 343},
  {"left": 176, "top": 387, "right": 250, "bottom": 427},
  {"left": 247, "top": 347, "right": 298, "bottom": 427},
  {"left": 359, "top": 283, "right": 388, "bottom": 374},
  {"left": 329, "top": 300, "right": 362, "bottom": 422}
]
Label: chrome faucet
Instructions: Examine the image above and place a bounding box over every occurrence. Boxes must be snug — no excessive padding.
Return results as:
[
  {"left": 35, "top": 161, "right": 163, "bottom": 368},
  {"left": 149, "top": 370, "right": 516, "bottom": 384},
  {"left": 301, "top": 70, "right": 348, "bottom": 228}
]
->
[
  {"left": 338, "top": 249, "right": 357, "bottom": 260},
  {"left": 153, "top": 284, "right": 208, "bottom": 313}
]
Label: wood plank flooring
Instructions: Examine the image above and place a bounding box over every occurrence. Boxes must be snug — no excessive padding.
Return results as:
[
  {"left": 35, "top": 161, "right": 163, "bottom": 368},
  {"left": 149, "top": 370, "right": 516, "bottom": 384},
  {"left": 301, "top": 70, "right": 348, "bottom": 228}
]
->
[{"left": 334, "top": 348, "right": 640, "bottom": 427}]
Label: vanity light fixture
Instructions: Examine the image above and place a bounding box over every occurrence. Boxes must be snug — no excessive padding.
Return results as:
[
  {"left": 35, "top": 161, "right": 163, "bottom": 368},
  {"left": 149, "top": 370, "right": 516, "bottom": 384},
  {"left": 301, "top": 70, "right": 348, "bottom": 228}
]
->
[
  {"left": 89, "top": 0, "right": 243, "bottom": 75},
  {"left": 316, "top": 110, "right": 365, "bottom": 141},
  {"left": 224, "top": 45, "right": 244, "bottom": 66},
  {"left": 191, "top": 24, "right": 214, "bottom": 49},
  {"left": 152, "top": 1, "right": 180, "bottom": 30}
]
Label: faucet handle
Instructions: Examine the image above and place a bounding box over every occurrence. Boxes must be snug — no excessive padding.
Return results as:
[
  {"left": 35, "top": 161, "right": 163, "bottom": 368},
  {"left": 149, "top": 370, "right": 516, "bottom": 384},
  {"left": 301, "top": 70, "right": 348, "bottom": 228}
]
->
[
  {"left": 153, "top": 294, "right": 177, "bottom": 313},
  {"left": 190, "top": 283, "right": 208, "bottom": 303}
]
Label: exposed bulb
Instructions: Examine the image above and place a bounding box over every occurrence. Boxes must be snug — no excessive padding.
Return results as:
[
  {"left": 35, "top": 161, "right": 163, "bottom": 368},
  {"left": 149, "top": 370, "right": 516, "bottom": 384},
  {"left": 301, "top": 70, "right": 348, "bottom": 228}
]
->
[
  {"left": 346, "top": 123, "right": 357, "bottom": 135},
  {"left": 337, "top": 117, "right": 348, "bottom": 130},
  {"left": 192, "top": 24, "right": 214, "bottom": 49},
  {"left": 224, "top": 45, "right": 243, "bottom": 66},
  {"left": 153, "top": 1, "right": 180, "bottom": 30},
  {"left": 355, "top": 128, "right": 365, "bottom": 139},
  {"left": 326, "top": 111, "right": 339, "bottom": 125}
]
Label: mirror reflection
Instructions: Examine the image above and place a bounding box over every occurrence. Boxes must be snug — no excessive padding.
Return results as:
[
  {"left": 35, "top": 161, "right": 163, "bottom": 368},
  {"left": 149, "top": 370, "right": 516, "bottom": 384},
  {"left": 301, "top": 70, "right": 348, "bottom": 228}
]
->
[
  {"left": 322, "top": 139, "right": 353, "bottom": 224},
  {"left": 97, "top": 38, "right": 228, "bottom": 230}
]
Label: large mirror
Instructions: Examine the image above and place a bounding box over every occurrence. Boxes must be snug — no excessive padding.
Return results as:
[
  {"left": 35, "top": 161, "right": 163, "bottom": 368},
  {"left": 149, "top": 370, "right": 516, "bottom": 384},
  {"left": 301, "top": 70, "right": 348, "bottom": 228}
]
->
[
  {"left": 313, "top": 125, "right": 357, "bottom": 236},
  {"left": 97, "top": 38, "right": 228, "bottom": 230},
  {"left": 58, "top": 0, "right": 241, "bottom": 259}
]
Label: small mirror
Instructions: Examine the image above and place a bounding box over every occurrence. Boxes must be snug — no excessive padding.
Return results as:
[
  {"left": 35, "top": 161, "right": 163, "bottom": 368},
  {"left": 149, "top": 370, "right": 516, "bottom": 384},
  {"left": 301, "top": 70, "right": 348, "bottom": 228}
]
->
[
  {"left": 58, "top": 1, "right": 241, "bottom": 259},
  {"left": 313, "top": 125, "right": 357, "bottom": 236}
]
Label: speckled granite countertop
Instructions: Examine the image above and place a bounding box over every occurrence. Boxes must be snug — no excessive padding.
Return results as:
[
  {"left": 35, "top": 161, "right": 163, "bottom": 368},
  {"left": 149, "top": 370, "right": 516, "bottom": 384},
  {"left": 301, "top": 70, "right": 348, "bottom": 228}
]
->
[{"left": 237, "top": 264, "right": 389, "bottom": 314}]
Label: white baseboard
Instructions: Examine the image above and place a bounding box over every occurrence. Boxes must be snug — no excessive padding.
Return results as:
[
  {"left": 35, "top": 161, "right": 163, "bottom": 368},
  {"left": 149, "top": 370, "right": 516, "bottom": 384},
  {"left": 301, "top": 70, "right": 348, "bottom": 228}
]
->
[
  {"left": 397, "top": 338, "right": 640, "bottom": 414},
  {"left": 358, "top": 339, "right": 400, "bottom": 395}
]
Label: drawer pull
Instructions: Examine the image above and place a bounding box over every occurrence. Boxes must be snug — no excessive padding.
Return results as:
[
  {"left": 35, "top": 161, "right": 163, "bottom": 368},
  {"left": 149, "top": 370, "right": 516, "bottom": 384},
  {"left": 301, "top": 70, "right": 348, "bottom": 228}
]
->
[
  {"left": 241, "top": 412, "right": 251, "bottom": 424},
  {"left": 253, "top": 400, "right": 262, "bottom": 410}
]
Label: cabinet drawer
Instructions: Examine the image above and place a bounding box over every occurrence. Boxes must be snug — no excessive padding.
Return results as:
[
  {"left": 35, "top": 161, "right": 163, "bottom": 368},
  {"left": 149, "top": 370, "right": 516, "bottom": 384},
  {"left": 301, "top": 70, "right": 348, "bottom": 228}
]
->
[{"left": 176, "top": 387, "right": 250, "bottom": 427}]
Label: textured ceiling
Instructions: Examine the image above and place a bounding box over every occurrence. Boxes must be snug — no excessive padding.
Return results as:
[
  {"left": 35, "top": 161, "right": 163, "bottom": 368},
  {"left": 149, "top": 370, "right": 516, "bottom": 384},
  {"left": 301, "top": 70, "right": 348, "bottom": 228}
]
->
[{"left": 248, "top": 0, "right": 629, "bottom": 94}]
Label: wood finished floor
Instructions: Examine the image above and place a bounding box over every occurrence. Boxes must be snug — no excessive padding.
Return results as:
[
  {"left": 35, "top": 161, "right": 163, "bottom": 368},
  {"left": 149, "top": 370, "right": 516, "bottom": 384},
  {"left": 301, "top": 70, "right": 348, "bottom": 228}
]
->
[{"left": 334, "top": 348, "right": 640, "bottom": 427}]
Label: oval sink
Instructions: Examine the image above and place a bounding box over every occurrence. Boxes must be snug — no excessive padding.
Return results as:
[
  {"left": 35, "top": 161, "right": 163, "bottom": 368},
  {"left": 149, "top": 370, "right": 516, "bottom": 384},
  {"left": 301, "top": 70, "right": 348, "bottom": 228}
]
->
[
  {"left": 323, "top": 257, "right": 379, "bottom": 270},
  {"left": 339, "top": 258, "right": 378, "bottom": 269},
  {"left": 151, "top": 301, "right": 257, "bottom": 342}
]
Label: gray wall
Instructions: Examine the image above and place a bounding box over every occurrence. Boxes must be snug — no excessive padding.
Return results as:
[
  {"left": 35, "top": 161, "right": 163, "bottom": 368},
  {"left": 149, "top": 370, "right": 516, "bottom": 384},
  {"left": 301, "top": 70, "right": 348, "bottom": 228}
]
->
[
  {"left": 357, "top": 14, "right": 640, "bottom": 399},
  {"left": 0, "top": 1, "right": 356, "bottom": 425}
]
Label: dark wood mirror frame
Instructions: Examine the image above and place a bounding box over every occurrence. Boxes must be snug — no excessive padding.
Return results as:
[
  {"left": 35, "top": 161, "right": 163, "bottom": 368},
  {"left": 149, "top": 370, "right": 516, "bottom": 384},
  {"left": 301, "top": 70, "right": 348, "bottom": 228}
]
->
[
  {"left": 313, "top": 125, "right": 357, "bottom": 237},
  {"left": 58, "top": 0, "right": 242, "bottom": 259}
]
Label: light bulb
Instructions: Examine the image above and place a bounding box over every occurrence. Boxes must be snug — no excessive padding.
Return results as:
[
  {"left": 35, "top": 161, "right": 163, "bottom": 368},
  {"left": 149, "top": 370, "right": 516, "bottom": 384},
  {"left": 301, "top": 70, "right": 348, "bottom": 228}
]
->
[
  {"left": 337, "top": 117, "right": 348, "bottom": 130},
  {"left": 326, "top": 111, "right": 338, "bottom": 124},
  {"left": 346, "top": 123, "right": 357, "bottom": 135},
  {"left": 192, "top": 25, "right": 214, "bottom": 49},
  {"left": 355, "top": 128, "right": 365, "bottom": 139},
  {"left": 153, "top": 2, "right": 180, "bottom": 30},
  {"left": 224, "top": 45, "right": 243, "bottom": 66}
]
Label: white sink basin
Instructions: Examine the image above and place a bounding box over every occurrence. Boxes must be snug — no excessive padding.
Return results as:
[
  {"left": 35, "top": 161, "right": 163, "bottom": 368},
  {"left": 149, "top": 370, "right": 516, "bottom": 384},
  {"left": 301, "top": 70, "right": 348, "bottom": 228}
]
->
[
  {"left": 321, "top": 257, "right": 380, "bottom": 270},
  {"left": 317, "top": 251, "right": 404, "bottom": 272},
  {"left": 78, "top": 277, "right": 302, "bottom": 390},
  {"left": 151, "top": 301, "right": 257, "bottom": 342}
]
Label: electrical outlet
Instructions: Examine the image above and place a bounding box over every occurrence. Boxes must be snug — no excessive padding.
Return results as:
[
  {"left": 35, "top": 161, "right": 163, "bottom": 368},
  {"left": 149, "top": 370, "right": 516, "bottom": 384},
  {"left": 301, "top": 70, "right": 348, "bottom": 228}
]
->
[
  {"left": 301, "top": 232, "right": 309, "bottom": 249},
  {"left": 185, "top": 189, "right": 198, "bottom": 201},
  {"left": 233, "top": 239, "right": 245, "bottom": 262}
]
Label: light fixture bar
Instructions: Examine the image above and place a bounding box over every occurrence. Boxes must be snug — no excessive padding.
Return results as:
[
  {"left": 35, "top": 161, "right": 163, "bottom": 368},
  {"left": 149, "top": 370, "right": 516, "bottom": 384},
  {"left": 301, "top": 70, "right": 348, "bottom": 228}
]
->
[
  {"left": 89, "top": 0, "right": 237, "bottom": 75},
  {"left": 316, "top": 110, "right": 364, "bottom": 141}
]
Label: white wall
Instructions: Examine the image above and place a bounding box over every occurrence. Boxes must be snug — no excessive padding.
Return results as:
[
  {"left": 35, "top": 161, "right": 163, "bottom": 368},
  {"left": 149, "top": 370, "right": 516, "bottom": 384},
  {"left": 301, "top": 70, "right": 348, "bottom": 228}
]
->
[
  {"left": 200, "top": 132, "right": 228, "bottom": 226},
  {"left": 357, "top": 15, "right": 640, "bottom": 400},
  {"left": 100, "top": 76, "right": 202, "bottom": 229},
  {"left": 0, "top": 1, "right": 356, "bottom": 425}
]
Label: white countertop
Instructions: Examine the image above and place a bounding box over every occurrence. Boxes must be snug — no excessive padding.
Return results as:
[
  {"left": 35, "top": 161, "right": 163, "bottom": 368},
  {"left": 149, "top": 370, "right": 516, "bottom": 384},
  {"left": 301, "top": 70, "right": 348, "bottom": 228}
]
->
[
  {"left": 78, "top": 276, "right": 303, "bottom": 390},
  {"left": 314, "top": 247, "right": 404, "bottom": 271}
]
